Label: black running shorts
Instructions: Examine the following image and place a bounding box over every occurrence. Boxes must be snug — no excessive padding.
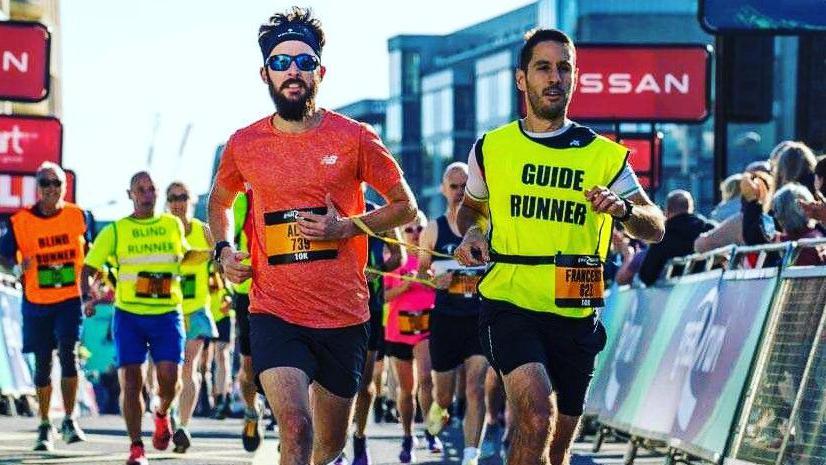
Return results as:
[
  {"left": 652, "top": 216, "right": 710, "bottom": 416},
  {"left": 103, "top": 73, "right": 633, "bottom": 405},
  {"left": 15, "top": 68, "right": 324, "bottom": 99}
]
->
[
  {"left": 249, "top": 313, "right": 369, "bottom": 399},
  {"left": 429, "top": 311, "right": 483, "bottom": 372},
  {"left": 479, "top": 298, "right": 607, "bottom": 416}
]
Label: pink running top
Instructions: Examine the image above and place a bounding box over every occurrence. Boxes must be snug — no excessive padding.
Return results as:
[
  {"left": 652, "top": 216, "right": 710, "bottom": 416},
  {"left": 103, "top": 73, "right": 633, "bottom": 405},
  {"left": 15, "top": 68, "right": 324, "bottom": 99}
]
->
[{"left": 384, "top": 255, "right": 434, "bottom": 345}]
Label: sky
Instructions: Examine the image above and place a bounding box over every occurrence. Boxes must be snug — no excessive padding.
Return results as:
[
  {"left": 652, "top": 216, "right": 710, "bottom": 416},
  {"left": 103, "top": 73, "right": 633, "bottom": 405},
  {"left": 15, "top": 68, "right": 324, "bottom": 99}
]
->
[{"left": 60, "top": 1, "right": 534, "bottom": 219}]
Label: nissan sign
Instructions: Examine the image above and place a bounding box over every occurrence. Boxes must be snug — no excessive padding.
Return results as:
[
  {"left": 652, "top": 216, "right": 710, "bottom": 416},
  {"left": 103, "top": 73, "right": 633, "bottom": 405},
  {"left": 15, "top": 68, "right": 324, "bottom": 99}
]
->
[
  {"left": 568, "top": 45, "right": 712, "bottom": 122},
  {"left": 0, "top": 169, "right": 75, "bottom": 215},
  {"left": 0, "top": 21, "right": 51, "bottom": 102},
  {"left": 0, "top": 115, "right": 62, "bottom": 174}
]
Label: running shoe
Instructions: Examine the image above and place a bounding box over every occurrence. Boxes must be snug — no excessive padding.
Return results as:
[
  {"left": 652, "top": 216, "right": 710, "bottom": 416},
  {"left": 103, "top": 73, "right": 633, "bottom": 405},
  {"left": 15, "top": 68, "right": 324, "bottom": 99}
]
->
[
  {"left": 60, "top": 418, "right": 86, "bottom": 444},
  {"left": 126, "top": 442, "right": 148, "bottom": 465},
  {"left": 172, "top": 427, "right": 191, "bottom": 453},
  {"left": 399, "top": 435, "right": 416, "bottom": 463},
  {"left": 152, "top": 411, "right": 172, "bottom": 450},
  {"left": 332, "top": 452, "right": 349, "bottom": 465},
  {"left": 372, "top": 396, "right": 384, "bottom": 424},
  {"left": 34, "top": 422, "right": 54, "bottom": 451},
  {"left": 424, "top": 431, "right": 443, "bottom": 454},
  {"left": 480, "top": 423, "right": 503, "bottom": 459},
  {"left": 242, "top": 412, "right": 262, "bottom": 452},
  {"left": 426, "top": 403, "right": 450, "bottom": 436},
  {"left": 352, "top": 434, "right": 371, "bottom": 465}
]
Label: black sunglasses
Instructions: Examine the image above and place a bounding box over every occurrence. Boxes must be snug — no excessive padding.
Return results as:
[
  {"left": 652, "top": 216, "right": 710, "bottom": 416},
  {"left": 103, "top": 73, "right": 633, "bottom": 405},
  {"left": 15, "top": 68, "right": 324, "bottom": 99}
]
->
[
  {"left": 449, "top": 183, "right": 466, "bottom": 190},
  {"left": 404, "top": 225, "right": 424, "bottom": 234},
  {"left": 265, "top": 53, "right": 320, "bottom": 72},
  {"left": 38, "top": 178, "right": 62, "bottom": 188},
  {"left": 167, "top": 193, "right": 189, "bottom": 202}
]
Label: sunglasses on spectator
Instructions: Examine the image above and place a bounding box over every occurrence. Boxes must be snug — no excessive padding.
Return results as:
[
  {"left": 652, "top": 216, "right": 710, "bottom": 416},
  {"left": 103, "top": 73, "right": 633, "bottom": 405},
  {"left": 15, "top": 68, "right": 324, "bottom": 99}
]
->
[
  {"left": 37, "top": 178, "right": 62, "bottom": 188},
  {"left": 167, "top": 193, "right": 189, "bottom": 202},
  {"left": 448, "top": 183, "right": 466, "bottom": 190},
  {"left": 404, "top": 225, "right": 424, "bottom": 233},
  {"left": 266, "top": 53, "right": 320, "bottom": 72}
]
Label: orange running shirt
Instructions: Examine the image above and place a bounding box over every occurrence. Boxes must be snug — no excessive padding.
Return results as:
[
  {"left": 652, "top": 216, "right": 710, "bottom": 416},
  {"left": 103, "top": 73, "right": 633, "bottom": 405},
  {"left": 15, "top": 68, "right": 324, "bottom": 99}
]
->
[{"left": 215, "top": 111, "right": 404, "bottom": 328}]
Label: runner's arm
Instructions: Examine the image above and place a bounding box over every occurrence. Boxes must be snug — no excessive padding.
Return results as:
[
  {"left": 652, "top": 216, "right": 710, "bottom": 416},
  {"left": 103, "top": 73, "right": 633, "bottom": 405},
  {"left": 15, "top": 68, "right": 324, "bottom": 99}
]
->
[
  {"left": 417, "top": 220, "right": 438, "bottom": 276},
  {"left": 383, "top": 228, "right": 405, "bottom": 271},
  {"left": 208, "top": 181, "right": 240, "bottom": 246},
  {"left": 207, "top": 141, "right": 245, "bottom": 247}
]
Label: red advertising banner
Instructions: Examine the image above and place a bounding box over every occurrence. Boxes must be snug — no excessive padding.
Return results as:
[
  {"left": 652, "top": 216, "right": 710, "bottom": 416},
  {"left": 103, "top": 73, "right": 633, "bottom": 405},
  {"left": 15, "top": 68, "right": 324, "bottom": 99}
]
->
[
  {"left": 0, "top": 115, "right": 62, "bottom": 174},
  {"left": 569, "top": 45, "right": 712, "bottom": 122},
  {"left": 604, "top": 133, "right": 663, "bottom": 191},
  {"left": 0, "top": 21, "right": 51, "bottom": 102},
  {"left": 0, "top": 170, "right": 75, "bottom": 215}
]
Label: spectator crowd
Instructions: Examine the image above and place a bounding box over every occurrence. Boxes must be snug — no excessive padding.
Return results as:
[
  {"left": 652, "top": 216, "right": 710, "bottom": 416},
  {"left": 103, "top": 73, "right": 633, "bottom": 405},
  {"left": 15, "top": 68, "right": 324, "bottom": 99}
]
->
[{"left": 605, "top": 140, "right": 826, "bottom": 287}]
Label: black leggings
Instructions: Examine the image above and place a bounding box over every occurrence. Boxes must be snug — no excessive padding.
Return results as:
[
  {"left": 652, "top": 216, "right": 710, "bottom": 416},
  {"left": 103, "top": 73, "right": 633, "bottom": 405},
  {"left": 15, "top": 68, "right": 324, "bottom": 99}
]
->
[{"left": 33, "top": 342, "right": 79, "bottom": 388}]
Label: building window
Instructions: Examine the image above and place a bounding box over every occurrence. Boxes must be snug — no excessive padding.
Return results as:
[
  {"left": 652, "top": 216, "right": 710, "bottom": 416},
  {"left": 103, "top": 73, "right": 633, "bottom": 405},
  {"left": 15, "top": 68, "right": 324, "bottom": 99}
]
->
[
  {"left": 386, "top": 101, "right": 402, "bottom": 144},
  {"left": 389, "top": 51, "right": 402, "bottom": 97},
  {"left": 475, "top": 51, "right": 514, "bottom": 134},
  {"left": 422, "top": 70, "right": 454, "bottom": 139},
  {"left": 403, "top": 52, "right": 421, "bottom": 95}
]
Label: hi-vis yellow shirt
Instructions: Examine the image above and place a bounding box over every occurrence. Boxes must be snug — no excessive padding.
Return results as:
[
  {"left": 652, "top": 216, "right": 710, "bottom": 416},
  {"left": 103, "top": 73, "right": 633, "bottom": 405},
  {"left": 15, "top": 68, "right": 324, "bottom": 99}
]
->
[
  {"left": 477, "top": 121, "right": 628, "bottom": 317},
  {"left": 180, "top": 218, "right": 211, "bottom": 314},
  {"left": 85, "top": 214, "right": 190, "bottom": 315}
]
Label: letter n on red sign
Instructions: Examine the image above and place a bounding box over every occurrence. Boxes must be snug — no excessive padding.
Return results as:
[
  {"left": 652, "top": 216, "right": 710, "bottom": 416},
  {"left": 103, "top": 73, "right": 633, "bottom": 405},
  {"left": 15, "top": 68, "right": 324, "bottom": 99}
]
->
[{"left": 0, "top": 21, "right": 51, "bottom": 102}]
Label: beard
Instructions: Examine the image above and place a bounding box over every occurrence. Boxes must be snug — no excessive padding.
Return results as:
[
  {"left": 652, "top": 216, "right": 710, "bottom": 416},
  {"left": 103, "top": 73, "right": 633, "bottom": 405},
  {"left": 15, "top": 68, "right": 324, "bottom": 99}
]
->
[
  {"left": 268, "top": 77, "right": 317, "bottom": 121},
  {"left": 527, "top": 81, "right": 571, "bottom": 121}
]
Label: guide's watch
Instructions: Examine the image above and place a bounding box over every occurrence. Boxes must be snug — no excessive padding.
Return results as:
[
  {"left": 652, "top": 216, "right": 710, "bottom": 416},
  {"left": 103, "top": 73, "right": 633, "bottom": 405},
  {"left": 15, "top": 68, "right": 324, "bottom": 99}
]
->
[
  {"left": 213, "top": 241, "right": 232, "bottom": 264},
  {"left": 613, "top": 198, "right": 634, "bottom": 222}
]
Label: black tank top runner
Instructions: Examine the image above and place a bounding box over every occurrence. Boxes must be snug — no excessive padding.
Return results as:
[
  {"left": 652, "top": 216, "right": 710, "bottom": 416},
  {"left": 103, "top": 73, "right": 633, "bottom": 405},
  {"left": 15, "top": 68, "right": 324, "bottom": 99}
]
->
[
  {"left": 433, "top": 215, "right": 482, "bottom": 316},
  {"left": 366, "top": 202, "right": 386, "bottom": 314}
]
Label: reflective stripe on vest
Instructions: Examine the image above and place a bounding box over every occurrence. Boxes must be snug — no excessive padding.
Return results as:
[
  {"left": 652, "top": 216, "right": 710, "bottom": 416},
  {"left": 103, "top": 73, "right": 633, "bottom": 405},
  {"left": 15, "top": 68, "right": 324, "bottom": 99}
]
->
[
  {"left": 10, "top": 203, "right": 87, "bottom": 305},
  {"left": 477, "top": 121, "right": 627, "bottom": 317}
]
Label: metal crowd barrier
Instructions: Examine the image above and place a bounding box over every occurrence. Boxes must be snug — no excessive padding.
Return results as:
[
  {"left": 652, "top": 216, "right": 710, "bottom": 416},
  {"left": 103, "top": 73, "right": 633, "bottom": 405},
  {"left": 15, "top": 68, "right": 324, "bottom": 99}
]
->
[{"left": 587, "top": 240, "right": 826, "bottom": 465}]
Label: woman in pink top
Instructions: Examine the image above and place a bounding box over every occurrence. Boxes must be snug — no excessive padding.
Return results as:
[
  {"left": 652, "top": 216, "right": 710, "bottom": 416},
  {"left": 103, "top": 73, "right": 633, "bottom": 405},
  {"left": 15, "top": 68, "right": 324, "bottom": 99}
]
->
[{"left": 384, "top": 211, "right": 439, "bottom": 461}]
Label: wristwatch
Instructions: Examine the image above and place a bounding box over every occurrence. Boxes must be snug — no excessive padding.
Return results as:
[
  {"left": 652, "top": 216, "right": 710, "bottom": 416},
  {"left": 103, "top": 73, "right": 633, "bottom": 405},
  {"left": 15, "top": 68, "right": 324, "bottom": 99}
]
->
[
  {"left": 213, "top": 241, "right": 232, "bottom": 264},
  {"left": 613, "top": 198, "right": 634, "bottom": 222}
]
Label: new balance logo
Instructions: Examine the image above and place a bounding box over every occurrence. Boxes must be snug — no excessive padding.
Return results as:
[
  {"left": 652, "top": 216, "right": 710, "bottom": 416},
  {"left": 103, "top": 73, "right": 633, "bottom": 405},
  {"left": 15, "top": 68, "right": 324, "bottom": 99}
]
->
[{"left": 321, "top": 154, "right": 338, "bottom": 165}]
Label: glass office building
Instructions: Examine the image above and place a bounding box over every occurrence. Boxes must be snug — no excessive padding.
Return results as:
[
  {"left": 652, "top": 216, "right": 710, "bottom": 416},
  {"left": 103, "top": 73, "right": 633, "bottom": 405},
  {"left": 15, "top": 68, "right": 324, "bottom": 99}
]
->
[{"left": 337, "top": 0, "right": 804, "bottom": 216}]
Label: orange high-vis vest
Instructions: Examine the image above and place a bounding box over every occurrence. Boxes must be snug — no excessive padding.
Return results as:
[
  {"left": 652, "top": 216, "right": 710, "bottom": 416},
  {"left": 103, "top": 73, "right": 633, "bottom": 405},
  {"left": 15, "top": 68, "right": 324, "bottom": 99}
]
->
[{"left": 10, "top": 203, "right": 87, "bottom": 304}]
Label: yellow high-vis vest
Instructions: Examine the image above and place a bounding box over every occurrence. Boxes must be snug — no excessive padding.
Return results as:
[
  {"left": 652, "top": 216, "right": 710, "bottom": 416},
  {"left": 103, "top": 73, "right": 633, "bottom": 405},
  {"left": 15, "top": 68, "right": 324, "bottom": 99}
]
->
[
  {"left": 180, "top": 218, "right": 211, "bottom": 314},
  {"left": 112, "top": 214, "right": 187, "bottom": 315},
  {"left": 230, "top": 193, "right": 252, "bottom": 295},
  {"left": 478, "top": 121, "right": 628, "bottom": 317}
]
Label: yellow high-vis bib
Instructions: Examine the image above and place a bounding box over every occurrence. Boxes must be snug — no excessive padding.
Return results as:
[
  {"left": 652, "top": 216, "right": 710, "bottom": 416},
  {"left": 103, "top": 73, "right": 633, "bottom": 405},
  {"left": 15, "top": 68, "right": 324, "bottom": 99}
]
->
[
  {"left": 478, "top": 121, "right": 628, "bottom": 317},
  {"left": 112, "top": 214, "right": 187, "bottom": 314}
]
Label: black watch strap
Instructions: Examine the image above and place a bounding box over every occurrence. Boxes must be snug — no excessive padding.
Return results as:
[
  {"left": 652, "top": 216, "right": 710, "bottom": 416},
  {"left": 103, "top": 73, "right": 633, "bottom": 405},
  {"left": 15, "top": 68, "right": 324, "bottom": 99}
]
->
[
  {"left": 613, "top": 198, "right": 634, "bottom": 222},
  {"left": 214, "top": 241, "right": 232, "bottom": 263}
]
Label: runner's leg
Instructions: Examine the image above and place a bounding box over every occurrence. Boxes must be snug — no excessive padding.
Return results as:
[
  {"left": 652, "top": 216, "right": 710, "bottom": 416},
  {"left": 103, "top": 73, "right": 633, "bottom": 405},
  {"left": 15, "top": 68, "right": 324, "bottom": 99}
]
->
[
  {"left": 119, "top": 364, "right": 145, "bottom": 443},
  {"left": 393, "top": 357, "right": 415, "bottom": 437},
  {"left": 463, "top": 355, "right": 488, "bottom": 448},
  {"left": 178, "top": 339, "right": 204, "bottom": 427},
  {"left": 353, "top": 349, "right": 377, "bottom": 436},
  {"left": 260, "top": 367, "right": 312, "bottom": 465},
  {"left": 413, "top": 339, "right": 434, "bottom": 418},
  {"left": 311, "top": 382, "right": 357, "bottom": 464},
  {"left": 502, "top": 363, "right": 553, "bottom": 465}
]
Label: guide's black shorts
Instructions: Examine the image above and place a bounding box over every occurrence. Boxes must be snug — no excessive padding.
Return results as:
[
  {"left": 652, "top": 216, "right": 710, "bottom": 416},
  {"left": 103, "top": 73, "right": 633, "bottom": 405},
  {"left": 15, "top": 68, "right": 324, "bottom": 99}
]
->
[{"left": 479, "top": 298, "right": 607, "bottom": 416}]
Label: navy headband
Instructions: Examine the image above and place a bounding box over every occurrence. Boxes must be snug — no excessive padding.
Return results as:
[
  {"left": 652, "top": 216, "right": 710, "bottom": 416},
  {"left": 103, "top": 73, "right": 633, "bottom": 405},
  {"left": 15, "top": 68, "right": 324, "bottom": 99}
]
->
[{"left": 259, "top": 23, "right": 321, "bottom": 62}]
